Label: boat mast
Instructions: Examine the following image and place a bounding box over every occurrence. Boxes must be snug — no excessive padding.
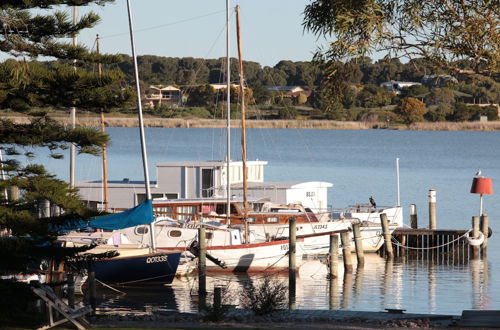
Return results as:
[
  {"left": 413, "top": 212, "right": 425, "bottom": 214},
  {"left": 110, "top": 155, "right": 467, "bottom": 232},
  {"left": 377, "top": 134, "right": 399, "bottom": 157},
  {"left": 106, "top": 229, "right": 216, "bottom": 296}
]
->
[
  {"left": 225, "top": 0, "right": 231, "bottom": 224},
  {"left": 69, "top": 7, "right": 77, "bottom": 188},
  {"left": 126, "top": 0, "right": 157, "bottom": 251},
  {"left": 235, "top": 6, "right": 249, "bottom": 243},
  {"left": 96, "top": 34, "right": 109, "bottom": 212}
]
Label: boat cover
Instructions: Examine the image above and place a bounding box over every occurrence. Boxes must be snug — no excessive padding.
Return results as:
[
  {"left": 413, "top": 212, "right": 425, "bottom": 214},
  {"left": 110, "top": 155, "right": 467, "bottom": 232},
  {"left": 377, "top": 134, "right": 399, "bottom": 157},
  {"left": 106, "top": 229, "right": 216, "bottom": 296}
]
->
[{"left": 53, "top": 200, "right": 153, "bottom": 231}]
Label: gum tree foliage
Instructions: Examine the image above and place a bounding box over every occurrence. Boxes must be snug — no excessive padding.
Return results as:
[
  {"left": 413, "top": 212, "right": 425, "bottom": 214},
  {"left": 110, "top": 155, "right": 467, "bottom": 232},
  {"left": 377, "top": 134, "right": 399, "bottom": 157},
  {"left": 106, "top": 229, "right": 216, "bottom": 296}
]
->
[
  {"left": 396, "top": 97, "right": 426, "bottom": 124},
  {"left": 303, "top": 0, "right": 499, "bottom": 114},
  {"left": 0, "top": 0, "right": 125, "bottom": 323}
]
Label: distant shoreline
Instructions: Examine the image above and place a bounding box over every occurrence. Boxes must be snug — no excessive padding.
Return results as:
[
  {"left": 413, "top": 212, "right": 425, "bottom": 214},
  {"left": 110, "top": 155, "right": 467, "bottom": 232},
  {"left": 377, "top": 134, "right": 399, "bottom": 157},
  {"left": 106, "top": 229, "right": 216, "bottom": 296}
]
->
[{"left": 3, "top": 113, "right": 500, "bottom": 131}]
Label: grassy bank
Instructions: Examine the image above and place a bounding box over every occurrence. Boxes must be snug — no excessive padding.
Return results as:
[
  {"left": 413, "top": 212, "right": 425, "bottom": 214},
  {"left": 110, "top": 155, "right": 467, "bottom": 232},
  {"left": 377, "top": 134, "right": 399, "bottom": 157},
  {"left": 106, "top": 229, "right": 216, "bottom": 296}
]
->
[{"left": 3, "top": 112, "right": 500, "bottom": 131}]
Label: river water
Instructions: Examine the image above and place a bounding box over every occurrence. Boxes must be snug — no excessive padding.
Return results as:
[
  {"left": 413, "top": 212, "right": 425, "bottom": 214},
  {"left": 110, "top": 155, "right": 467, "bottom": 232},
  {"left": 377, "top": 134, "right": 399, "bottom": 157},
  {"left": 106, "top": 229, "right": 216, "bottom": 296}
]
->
[{"left": 33, "top": 127, "right": 500, "bottom": 315}]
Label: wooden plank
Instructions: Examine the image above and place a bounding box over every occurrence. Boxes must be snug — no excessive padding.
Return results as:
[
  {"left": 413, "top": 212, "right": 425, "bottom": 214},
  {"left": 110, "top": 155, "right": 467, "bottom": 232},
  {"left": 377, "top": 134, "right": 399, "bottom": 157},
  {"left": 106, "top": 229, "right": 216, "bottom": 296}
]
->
[{"left": 457, "top": 310, "right": 500, "bottom": 328}]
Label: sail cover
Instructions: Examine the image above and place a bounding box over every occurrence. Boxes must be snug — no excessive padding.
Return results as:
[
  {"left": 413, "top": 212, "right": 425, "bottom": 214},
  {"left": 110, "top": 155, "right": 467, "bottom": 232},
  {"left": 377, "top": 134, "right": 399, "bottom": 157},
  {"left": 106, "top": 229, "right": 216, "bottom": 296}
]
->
[{"left": 54, "top": 200, "right": 154, "bottom": 232}]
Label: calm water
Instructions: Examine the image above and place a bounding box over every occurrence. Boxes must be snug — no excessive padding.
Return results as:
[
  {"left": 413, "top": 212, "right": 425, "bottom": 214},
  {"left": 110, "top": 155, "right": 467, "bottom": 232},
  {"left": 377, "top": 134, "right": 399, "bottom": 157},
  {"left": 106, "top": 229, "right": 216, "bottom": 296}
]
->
[{"left": 32, "top": 127, "right": 500, "bottom": 315}]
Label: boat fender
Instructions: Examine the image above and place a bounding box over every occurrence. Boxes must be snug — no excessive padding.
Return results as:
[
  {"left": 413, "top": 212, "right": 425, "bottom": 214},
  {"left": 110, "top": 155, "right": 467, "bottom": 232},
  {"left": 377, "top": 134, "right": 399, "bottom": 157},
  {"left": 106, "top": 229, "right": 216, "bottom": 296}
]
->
[{"left": 466, "top": 231, "right": 485, "bottom": 246}]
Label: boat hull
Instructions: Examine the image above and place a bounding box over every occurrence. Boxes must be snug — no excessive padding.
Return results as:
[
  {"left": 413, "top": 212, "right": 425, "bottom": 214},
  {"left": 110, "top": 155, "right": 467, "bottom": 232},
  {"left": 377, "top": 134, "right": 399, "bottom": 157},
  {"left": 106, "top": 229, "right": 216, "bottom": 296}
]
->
[
  {"left": 161, "top": 239, "right": 301, "bottom": 274},
  {"left": 92, "top": 252, "right": 181, "bottom": 285}
]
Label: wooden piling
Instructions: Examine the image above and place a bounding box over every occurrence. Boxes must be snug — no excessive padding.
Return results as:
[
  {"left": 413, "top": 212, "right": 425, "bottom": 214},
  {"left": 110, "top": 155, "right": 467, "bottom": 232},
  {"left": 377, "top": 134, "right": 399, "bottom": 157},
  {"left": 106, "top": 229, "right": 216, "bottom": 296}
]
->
[
  {"left": 67, "top": 273, "right": 75, "bottom": 309},
  {"left": 380, "top": 213, "right": 393, "bottom": 258},
  {"left": 480, "top": 214, "right": 489, "bottom": 258},
  {"left": 198, "top": 227, "right": 207, "bottom": 310},
  {"left": 329, "top": 234, "right": 339, "bottom": 279},
  {"left": 428, "top": 189, "right": 437, "bottom": 229},
  {"left": 410, "top": 204, "right": 418, "bottom": 229},
  {"left": 213, "top": 286, "right": 222, "bottom": 314},
  {"left": 352, "top": 223, "right": 365, "bottom": 267},
  {"left": 88, "top": 270, "right": 97, "bottom": 312},
  {"left": 471, "top": 216, "right": 480, "bottom": 259},
  {"left": 289, "top": 217, "right": 296, "bottom": 309},
  {"left": 340, "top": 232, "right": 353, "bottom": 273}
]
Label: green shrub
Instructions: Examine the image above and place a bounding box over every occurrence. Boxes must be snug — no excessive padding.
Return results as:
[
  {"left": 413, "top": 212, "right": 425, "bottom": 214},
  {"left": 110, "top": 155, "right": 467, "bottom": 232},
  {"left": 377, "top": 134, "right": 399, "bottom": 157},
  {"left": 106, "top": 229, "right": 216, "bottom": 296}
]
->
[{"left": 240, "top": 276, "right": 288, "bottom": 315}]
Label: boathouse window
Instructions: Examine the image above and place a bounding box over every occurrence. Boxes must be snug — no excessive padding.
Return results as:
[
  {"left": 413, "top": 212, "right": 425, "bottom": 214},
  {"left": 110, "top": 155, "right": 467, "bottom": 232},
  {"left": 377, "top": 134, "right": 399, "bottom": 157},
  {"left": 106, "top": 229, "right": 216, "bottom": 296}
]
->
[
  {"left": 177, "top": 206, "right": 197, "bottom": 220},
  {"left": 247, "top": 217, "right": 256, "bottom": 223},
  {"left": 137, "top": 193, "right": 164, "bottom": 204},
  {"left": 169, "top": 230, "right": 182, "bottom": 238},
  {"left": 201, "top": 169, "right": 214, "bottom": 197},
  {"left": 154, "top": 206, "right": 174, "bottom": 218},
  {"left": 206, "top": 232, "right": 213, "bottom": 239},
  {"left": 134, "top": 226, "right": 149, "bottom": 235},
  {"left": 267, "top": 217, "right": 279, "bottom": 223},
  {"left": 215, "top": 203, "right": 237, "bottom": 215}
]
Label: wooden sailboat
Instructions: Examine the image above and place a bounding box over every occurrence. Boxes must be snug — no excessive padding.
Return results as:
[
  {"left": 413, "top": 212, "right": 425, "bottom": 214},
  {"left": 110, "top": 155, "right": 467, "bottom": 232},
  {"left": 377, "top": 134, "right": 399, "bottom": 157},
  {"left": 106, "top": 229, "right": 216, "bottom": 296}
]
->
[{"left": 61, "top": 1, "right": 180, "bottom": 285}]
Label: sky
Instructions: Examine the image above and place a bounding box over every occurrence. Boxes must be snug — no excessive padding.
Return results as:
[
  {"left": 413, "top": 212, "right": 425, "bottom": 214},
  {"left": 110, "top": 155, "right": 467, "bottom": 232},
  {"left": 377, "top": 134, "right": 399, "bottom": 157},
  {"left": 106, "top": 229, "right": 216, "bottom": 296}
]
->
[{"left": 2, "top": 0, "right": 328, "bottom": 68}]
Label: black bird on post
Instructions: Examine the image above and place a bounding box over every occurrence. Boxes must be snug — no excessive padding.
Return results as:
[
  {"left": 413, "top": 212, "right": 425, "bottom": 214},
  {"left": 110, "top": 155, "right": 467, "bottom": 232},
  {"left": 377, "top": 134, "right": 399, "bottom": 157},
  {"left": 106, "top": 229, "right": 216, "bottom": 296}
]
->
[{"left": 369, "top": 196, "right": 376, "bottom": 209}]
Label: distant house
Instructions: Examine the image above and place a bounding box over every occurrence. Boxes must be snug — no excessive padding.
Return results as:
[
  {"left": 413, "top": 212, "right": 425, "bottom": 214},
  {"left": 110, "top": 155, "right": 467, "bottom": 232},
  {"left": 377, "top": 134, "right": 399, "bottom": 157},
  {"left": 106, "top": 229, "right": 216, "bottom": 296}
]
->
[
  {"left": 380, "top": 81, "right": 421, "bottom": 93},
  {"left": 267, "top": 86, "right": 305, "bottom": 94},
  {"left": 421, "top": 75, "right": 458, "bottom": 87},
  {"left": 209, "top": 83, "right": 239, "bottom": 90},
  {"left": 266, "top": 86, "right": 310, "bottom": 103},
  {"left": 145, "top": 85, "right": 182, "bottom": 108},
  {"left": 415, "top": 90, "right": 474, "bottom": 104}
]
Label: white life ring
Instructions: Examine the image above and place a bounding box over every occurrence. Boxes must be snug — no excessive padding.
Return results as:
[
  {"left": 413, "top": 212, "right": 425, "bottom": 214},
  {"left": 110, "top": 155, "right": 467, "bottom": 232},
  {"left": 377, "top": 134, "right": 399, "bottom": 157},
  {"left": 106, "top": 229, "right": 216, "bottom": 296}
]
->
[{"left": 466, "top": 231, "right": 485, "bottom": 246}]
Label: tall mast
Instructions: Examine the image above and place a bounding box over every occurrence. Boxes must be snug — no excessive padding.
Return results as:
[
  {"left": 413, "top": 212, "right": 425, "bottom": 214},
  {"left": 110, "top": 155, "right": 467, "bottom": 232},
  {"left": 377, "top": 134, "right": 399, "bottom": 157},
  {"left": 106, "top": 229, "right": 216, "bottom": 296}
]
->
[
  {"left": 69, "top": 7, "right": 77, "bottom": 188},
  {"left": 96, "top": 34, "right": 109, "bottom": 211},
  {"left": 225, "top": 0, "right": 231, "bottom": 223},
  {"left": 126, "top": 0, "right": 156, "bottom": 251},
  {"left": 235, "top": 6, "right": 249, "bottom": 243}
]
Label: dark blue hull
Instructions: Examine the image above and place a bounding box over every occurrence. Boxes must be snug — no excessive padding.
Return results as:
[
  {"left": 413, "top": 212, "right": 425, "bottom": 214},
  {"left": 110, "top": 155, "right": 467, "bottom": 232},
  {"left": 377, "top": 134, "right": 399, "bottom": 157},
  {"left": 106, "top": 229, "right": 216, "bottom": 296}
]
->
[{"left": 93, "top": 252, "right": 181, "bottom": 285}]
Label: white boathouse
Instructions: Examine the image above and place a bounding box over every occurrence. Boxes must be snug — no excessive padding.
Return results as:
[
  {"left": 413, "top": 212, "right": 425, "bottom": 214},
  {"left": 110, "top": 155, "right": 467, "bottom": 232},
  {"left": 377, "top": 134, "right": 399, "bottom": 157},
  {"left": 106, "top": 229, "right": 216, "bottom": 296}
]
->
[{"left": 76, "top": 160, "right": 332, "bottom": 213}]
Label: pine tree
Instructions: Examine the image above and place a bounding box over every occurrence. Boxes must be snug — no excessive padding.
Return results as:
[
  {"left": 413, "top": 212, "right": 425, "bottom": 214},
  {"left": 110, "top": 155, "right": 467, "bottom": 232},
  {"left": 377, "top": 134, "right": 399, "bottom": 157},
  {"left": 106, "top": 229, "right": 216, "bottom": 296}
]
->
[{"left": 0, "top": 1, "right": 128, "bottom": 325}]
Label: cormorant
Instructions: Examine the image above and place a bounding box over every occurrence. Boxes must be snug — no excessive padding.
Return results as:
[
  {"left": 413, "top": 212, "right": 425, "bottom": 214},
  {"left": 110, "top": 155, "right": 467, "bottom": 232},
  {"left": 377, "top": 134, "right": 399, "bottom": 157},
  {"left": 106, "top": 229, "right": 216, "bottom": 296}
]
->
[{"left": 369, "top": 196, "right": 376, "bottom": 209}]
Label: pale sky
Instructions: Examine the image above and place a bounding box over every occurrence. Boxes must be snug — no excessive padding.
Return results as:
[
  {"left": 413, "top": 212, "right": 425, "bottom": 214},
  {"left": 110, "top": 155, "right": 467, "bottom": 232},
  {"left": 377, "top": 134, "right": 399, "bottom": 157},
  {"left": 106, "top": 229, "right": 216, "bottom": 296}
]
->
[{"left": 2, "top": 0, "right": 328, "bottom": 67}]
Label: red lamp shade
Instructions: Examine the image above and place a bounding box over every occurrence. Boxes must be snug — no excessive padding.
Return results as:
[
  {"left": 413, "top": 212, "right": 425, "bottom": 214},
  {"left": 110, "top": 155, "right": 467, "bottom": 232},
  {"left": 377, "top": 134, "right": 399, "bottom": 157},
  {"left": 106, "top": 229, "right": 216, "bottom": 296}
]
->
[{"left": 470, "top": 177, "right": 493, "bottom": 194}]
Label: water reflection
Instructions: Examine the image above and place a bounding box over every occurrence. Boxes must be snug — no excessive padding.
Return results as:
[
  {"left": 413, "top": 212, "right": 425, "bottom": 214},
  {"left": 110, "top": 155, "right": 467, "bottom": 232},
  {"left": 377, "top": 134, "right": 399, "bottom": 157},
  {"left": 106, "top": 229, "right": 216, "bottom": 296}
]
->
[{"left": 92, "top": 254, "right": 496, "bottom": 315}]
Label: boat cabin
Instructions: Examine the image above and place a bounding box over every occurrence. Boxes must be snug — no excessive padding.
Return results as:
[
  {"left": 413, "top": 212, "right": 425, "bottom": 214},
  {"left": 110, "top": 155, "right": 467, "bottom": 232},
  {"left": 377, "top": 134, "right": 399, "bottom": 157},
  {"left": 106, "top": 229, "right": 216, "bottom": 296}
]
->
[{"left": 76, "top": 160, "right": 332, "bottom": 214}]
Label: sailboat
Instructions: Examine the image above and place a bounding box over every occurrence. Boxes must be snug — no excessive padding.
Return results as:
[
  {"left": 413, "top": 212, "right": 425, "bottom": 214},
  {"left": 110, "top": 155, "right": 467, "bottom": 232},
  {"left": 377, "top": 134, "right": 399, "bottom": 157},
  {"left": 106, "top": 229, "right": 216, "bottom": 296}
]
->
[{"left": 60, "top": 1, "right": 180, "bottom": 285}]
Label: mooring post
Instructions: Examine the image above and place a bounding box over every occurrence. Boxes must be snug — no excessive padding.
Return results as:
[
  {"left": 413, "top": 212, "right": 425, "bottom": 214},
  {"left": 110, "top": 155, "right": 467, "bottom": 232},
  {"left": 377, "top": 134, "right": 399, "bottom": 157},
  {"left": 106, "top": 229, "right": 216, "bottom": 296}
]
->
[
  {"left": 88, "top": 269, "right": 97, "bottom": 312},
  {"left": 380, "top": 213, "right": 394, "bottom": 258},
  {"left": 288, "top": 217, "right": 296, "bottom": 309},
  {"left": 480, "top": 214, "right": 489, "bottom": 258},
  {"left": 472, "top": 216, "right": 480, "bottom": 259},
  {"left": 352, "top": 223, "right": 365, "bottom": 267},
  {"left": 329, "top": 234, "right": 339, "bottom": 279},
  {"left": 198, "top": 227, "right": 207, "bottom": 310},
  {"left": 213, "top": 286, "right": 222, "bottom": 314},
  {"left": 428, "top": 189, "right": 437, "bottom": 229},
  {"left": 67, "top": 272, "right": 75, "bottom": 309},
  {"left": 410, "top": 204, "right": 418, "bottom": 229},
  {"left": 340, "top": 231, "right": 353, "bottom": 273}
]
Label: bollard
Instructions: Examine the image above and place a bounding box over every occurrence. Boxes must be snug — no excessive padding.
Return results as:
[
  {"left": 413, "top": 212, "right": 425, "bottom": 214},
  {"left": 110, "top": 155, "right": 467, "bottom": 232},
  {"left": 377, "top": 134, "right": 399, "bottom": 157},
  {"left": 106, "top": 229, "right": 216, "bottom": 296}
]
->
[
  {"left": 471, "top": 216, "right": 480, "bottom": 259},
  {"left": 340, "top": 232, "right": 353, "bottom": 273},
  {"left": 410, "top": 204, "right": 418, "bottom": 229},
  {"left": 352, "top": 223, "right": 365, "bottom": 267},
  {"left": 88, "top": 270, "right": 97, "bottom": 312},
  {"left": 288, "top": 217, "right": 296, "bottom": 309},
  {"left": 380, "top": 213, "right": 394, "bottom": 258},
  {"left": 198, "top": 227, "right": 207, "bottom": 310},
  {"left": 329, "top": 234, "right": 339, "bottom": 279},
  {"left": 428, "top": 189, "right": 437, "bottom": 229},
  {"left": 67, "top": 273, "right": 75, "bottom": 309},
  {"left": 480, "top": 214, "right": 489, "bottom": 259},
  {"left": 213, "top": 286, "right": 222, "bottom": 314}
]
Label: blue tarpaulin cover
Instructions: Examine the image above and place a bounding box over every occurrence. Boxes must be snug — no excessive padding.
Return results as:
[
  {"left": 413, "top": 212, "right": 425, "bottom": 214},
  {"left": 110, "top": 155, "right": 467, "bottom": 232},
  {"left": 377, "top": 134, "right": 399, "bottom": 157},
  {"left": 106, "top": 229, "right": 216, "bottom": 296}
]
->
[{"left": 54, "top": 200, "right": 153, "bottom": 231}]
